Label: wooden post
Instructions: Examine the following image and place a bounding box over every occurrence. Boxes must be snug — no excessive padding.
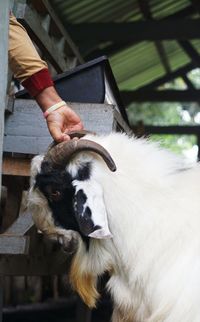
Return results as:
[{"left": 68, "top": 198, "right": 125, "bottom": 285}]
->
[
  {"left": 0, "top": 1, "right": 9, "bottom": 202},
  {"left": 0, "top": 277, "right": 3, "bottom": 322},
  {"left": 197, "top": 134, "right": 200, "bottom": 161},
  {"left": 76, "top": 298, "right": 92, "bottom": 322}
]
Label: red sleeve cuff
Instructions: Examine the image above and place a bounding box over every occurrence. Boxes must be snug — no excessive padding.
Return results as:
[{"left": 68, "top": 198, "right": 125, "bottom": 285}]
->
[{"left": 22, "top": 68, "right": 54, "bottom": 97}]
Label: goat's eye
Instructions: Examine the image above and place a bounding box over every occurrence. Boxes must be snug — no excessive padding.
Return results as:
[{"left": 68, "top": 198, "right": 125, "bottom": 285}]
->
[{"left": 50, "top": 190, "right": 61, "bottom": 202}]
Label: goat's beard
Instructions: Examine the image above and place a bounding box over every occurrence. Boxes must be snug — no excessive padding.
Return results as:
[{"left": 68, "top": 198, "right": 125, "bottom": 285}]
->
[{"left": 69, "top": 243, "right": 100, "bottom": 308}]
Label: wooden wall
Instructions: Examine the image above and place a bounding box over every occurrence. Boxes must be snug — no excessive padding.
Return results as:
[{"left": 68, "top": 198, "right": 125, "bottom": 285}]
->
[{"left": 0, "top": 2, "right": 9, "bottom": 200}]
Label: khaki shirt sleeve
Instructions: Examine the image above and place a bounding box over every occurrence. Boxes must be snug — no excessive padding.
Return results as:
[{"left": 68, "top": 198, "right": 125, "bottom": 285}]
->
[{"left": 9, "top": 14, "right": 47, "bottom": 83}]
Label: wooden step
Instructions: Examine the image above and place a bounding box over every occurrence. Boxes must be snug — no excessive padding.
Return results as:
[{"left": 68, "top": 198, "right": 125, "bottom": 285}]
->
[{"left": 4, "top": 100, "right": 117, "bottom": 155}]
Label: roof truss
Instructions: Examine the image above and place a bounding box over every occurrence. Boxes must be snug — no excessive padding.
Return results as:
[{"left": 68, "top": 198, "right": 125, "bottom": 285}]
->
[{"left": 69, "top": 20, "right": 200, "bottom": 42}]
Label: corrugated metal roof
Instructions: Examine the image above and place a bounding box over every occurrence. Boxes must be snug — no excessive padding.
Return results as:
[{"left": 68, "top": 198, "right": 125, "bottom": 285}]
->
[{"left": 49, "top": 0, "right": 199, "bottom": 91}]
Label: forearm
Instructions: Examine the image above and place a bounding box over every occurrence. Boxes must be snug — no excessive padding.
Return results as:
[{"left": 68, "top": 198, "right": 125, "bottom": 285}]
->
[{"left": 35, "top": 86, "right": 62, "bottom": 112}]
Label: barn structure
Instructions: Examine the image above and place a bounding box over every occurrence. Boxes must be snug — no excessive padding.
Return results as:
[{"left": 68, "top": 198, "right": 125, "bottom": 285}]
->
[{"left": 0, "top": 0, "right": 200, "bottom": 321}]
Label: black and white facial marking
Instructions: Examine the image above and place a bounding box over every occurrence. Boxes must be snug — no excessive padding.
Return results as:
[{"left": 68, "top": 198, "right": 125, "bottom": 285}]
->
[
  {"left": 34, "top": 161, "right": 105, "bottom": 247},
  {"left": 73, "top": 189, "right": 101, "bottom": 236}
]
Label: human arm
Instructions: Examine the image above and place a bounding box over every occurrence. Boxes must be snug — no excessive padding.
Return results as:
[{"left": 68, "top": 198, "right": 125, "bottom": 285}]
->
[{"left": 8, "top": 14, "right": 83, "bottom": 142}]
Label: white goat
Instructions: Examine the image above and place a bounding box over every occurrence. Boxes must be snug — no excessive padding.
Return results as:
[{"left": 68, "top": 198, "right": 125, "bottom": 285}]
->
[{"left": 28, "top": 132, "right": 200, "bottom": 322}]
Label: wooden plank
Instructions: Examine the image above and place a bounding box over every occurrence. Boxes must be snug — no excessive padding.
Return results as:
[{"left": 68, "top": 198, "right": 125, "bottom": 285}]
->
[
  {"left": 138, "top": 0, "right": 171, "bottom": 78},
  {"left": 0, "top": 277, "right": 3, "bottom": 322},
  {"left": 0, "top": 186, "right": 7, "bottom": 209},
  {"left": 5, "top": 96, "right": 15, "bottom": 114},
  {"left": 3, "top": 297, "right": 77, "bottom": 314},
  {"left": 76, "top": 298, "right": 92, "bottom": 322},
  {"left": 2, "top": 156, "right": 31, "bottom": 176},
  {"left": 155, "top": 41, "right": 171, "bottom": 74},
  {"left": 42, "top": 0, "right": 84, "bottom": 64},
  {"left": 68, "top": 20, "right": 200, "bottom": 42},
  {"left": 137, "top": 62, "right": 195, "bottom": 91},
  {"left": 1, "top": 177, "right": 25, "bottom": 232},
  {"left": 191, "top": 0, "right": 200, "bottom": 14},
  {"left": 0, "top": 236, "right": 30, "bottom": 255},
  {"left": 121, "top": 89, "right": 200, "bottom": 104},
  {"left": 182, "top": 74, "right": 195, "bottom": 89},
  {"left": 4, "top": 136, "right": 52, "bottom": 155},
  {"left": 114, "top": 110, "right": 132, "bottom": 134},
  {"left": 138, "top": 125, "right": 200, "bottom": 135},
  {"left": 86, "top": 5, "right": 196, "bottom": 59},
  {"left": 15, "top": 3, "right": 68, "bottom": 73},
  {"left": 178, "top": 40, "right": 200, "bottom": 67},
  {"left": 4, "top": 101, "right": 115, "bottom": 154},
  {"left": 0, "top": 248, "right": 69, "bottom": 275},
  {"left": 6, "top": 211, "right": 33, "bottom": 236},
  {"left": 0, "top": 1, "right": 9, "bottom": 202}
]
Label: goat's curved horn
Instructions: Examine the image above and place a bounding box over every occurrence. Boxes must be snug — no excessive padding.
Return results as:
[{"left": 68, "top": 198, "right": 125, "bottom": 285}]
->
[
  {"left": 44, "top": 138, "right": 117, "bottom": 172},
  {"left": 46, "top": 130, "right": 96, "bottom": 152},
  {"left": 67, "top": 130, "right": 96, "bottom": 139}
]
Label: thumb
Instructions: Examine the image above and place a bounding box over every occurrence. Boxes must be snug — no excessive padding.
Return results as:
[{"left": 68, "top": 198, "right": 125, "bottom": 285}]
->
[{"left": 48, "top": 123, "right": 70, "bottom": 142}]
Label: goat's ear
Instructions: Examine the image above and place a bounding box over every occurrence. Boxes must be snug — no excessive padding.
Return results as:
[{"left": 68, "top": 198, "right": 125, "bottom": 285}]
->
[{"left": 72, "top": 179, "right": 112, "bottom": 239}]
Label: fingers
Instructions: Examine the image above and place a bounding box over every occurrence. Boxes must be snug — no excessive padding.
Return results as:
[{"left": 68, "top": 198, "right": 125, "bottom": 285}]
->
[
  {"left": 48, "top": 123, "right": 69, "bottom": 142},
  {"left": 46, "top": 107, "right": 84, "bottom": 142}
]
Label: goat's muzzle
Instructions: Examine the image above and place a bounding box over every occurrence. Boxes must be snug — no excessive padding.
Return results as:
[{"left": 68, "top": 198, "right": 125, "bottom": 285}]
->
[{"left": 43, "top": 130, "right": 117, "bottom": 172}]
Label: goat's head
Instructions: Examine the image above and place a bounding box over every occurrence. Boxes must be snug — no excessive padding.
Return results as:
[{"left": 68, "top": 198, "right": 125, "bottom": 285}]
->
[
  {"left": 30, "top": 131, "right": 116, "bottom": 237},
  {"left": 28, "top": 131, "right": 116, "bottom": 307}
]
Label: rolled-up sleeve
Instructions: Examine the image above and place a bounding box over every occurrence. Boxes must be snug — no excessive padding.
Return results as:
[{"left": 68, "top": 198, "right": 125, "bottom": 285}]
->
[{"left": 9, "top": 14, "right": 53, "bottom": 96}]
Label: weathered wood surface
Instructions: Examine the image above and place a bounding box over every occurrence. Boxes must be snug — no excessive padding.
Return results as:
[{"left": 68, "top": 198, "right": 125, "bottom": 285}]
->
[
  {"left": 4, "top": 100, "right": 115, "bottom": 154},
  {"left": 0, "top": 236, "right": 30, "bottom": 255},
  {"left": 42, "top": 0, "right": 84, "bottom": 64},
  {"left": 15, "top": 3, "right": 69, "bottom": 73},
  {"left": 76, "top": 298, "right": 92, "bottom": 322},
  {"left": 0, "top": 252, "right": 68, "bottom": 275},
  {"left": 0, "top": 2, "right": 9, "bottom": 201},
  {"left": 114, "top": 110, "right": 133, "bottom": 134},
  {"left": 2, "top": 156, "right": 31, "bottom": 176},
  {"left": 5, "top": 211, "right": 33, "bottom": 236},
  {"left": 1, "top": 177, "right": 25, "bottom": 231},
  {"left": 0, "top": 231, "right": 69, "bottom": 275}
]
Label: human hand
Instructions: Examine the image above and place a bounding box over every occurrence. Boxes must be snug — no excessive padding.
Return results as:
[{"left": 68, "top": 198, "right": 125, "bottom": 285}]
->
[{"left": 46, "top": 104, "right": 84, "bottom": 142}]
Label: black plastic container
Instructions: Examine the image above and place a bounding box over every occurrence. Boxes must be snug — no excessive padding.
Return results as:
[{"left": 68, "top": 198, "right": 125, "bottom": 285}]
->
[{"left": 16, "top": 56, "right": 129, "bottom": 124}]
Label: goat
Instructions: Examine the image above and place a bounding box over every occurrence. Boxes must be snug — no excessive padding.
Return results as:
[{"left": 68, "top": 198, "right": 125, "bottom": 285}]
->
[{"left": 28, "top": 131, "right": 200, "bottom": 322}]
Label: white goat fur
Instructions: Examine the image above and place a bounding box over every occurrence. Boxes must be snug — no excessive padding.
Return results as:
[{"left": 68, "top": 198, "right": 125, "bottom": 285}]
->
[{"left": 29, "top": 132, "right": 200, "bottom": 322}]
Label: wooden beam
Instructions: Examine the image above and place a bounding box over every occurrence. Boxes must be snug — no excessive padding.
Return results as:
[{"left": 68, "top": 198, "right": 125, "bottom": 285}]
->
[
  {"left": 15, "top": 4, "right": 68, "bottom": 73},
  {"left": 3, "top": 297, "right": 77, "bottom": 315},
  {"left": 121, "top": 89, "right": 200, "bottom": 104},
  {"left": 0, "top": 1, "right": 9, "bottom": 202},
  {"left": 42, "top": 0, "right": 84, "bottom": 64},
  {"left": 2, "top": 156, "right": 31, "bottom": 176},
  {"left": 76, "top": 298, "right": 92, "bottom": 322},
  {"left": 0, "top": 236, "right": 30, "bottom": 255},
  {"left": 85, "top": 5, "right": 197, "bottom": 59},
  {"left": 138, "top": 125, "right": 200, "bottom": 135},
  {"left": 191, "top": 0, "right": 200, "bottom": 14},
  {"left": 4, "top": 101, "right": 116, "bottom": 155},
  {"left": 138, "top": 0, "right": 151, "bottom": 19},
  {"left": 0, "top": 186, "right": 7, "bottom": 209},
  {"left": 182, "top": 74, "right": 195, "bottom": 89},
  {"left": 155, "top": 42, "right": 171, "bottom": 74},
  {"left": 138, "top": 0, "right": 171, "bottom": 74},
  {"left": 178, "top": 40, "right": 200, "bottom": 67},
  {"left": 0, "top": 254, "right": 69, "bottom": 276},
  {"left": 1, "top": 176, "right": 25, "bottom": 231},
  {"left": 5, "top": 211, "right": 33, "bottom": 236},
  {"left": 137, "top": 62, "right": 195, "bottom": 90},
  {"left": 68, "top": 20, "right": 200, "bottom": 42}
]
